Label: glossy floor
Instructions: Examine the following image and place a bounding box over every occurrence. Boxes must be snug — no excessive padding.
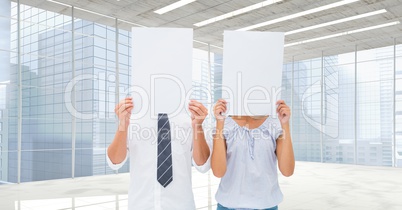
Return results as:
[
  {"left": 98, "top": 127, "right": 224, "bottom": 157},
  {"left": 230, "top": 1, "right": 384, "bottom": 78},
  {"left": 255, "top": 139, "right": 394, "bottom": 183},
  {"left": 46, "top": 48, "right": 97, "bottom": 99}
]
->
[{"left": 1, "top": 162, "right": 402, "bottom": 210}]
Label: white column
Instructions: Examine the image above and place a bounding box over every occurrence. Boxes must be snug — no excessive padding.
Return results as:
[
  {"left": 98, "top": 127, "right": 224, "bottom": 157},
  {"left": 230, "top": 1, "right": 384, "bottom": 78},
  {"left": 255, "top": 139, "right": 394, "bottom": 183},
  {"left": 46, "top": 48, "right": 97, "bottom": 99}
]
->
[
  {"left": 354, "top": 45, "right": 358, "bottom": 165},
  {"left": 17, "top": 0, "right": 22, "bottom": 184},
  {"left": 320, "top": 51, "right": 324, "bottom": 163},
  {"left": 71, "top": 6, "right": 76, "bottom": 178},
  {"left": 393, "top": 38, "right": 396, "bottom": 167}
]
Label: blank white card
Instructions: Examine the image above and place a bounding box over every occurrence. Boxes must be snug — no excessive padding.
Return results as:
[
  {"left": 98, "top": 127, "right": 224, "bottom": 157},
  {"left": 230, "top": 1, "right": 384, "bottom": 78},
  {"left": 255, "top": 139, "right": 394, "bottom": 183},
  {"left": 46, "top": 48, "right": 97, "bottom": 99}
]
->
[
  {"left": 222, "top": 31, "right": 284, "bottom": 116},
  {"left": 131, "top": 27, "right": 193, "bottom": 119}
]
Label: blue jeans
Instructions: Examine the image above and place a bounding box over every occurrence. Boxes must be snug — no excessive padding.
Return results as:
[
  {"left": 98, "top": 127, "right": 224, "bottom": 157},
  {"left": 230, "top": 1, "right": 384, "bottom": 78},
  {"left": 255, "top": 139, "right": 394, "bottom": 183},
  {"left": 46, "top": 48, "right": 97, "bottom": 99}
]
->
[{"left": 217, "top": 203, "right": 278, "bottom": 210}]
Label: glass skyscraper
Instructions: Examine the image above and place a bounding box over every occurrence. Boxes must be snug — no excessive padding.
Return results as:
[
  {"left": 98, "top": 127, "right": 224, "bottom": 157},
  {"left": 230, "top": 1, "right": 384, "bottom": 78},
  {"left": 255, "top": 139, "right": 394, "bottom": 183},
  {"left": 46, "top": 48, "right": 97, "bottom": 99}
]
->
[{"left": 288, "top": 46, "right": 400, "bottom": 166}]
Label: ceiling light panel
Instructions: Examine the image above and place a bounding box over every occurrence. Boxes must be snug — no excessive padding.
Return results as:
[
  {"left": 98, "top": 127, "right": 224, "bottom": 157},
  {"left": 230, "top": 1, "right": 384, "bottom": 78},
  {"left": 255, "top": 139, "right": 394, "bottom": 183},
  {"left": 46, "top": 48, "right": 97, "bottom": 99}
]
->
[
  {"left": 284, "top": 9, "right": 387, "bottom": 36},
  {"left": 47, "top": 0, "right": 72, "bottom": 7},
  {"left": 154, "top": 0, "right": 196, "bottom": 15},
  {"left": 237, "top": 0, "right": 359, "bottom": 31},
  {"left": 194, "top": 0, "right": 283, "bottom": 27},
  {"left": 285, "top": 21, "right": 400, "bottom": 47}
]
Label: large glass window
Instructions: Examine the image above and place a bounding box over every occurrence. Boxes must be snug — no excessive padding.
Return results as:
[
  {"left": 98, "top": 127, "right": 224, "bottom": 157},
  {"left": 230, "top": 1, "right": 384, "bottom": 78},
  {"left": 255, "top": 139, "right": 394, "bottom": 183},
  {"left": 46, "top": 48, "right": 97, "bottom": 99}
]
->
[
  {"left": 356, "top": 44, "right": 394, "bottom": 166},
  {"left": 396, "top": 37, "right": 402, "bottom": 167},
  {"left": 18, "top": 4, "right": 74, "bottom": 182},
  {"left": 0, "top": 1, "right": 17, "bottom": 183},
  {"left": 322, "top": 51, "right": 355, "bottom": 164},
  {"left": 1, "top": 0, "right": 402, "bottom": 184},
  {"left": 0, "top": 1, "right": 136, "bottom": 183},
  {"left": 291, "top": 57, "right": 322, "bottom": 162},
  {"left": 288, "top": 40, "right": 400, "bottom": 166}
]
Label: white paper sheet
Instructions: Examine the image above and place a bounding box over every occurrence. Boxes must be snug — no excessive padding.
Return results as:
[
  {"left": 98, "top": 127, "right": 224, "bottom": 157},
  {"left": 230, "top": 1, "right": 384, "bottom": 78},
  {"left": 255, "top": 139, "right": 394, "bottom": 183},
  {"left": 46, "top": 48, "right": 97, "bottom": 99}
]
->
[
  {"left": 222, "top": 31, "right": 284, "bottom": 116},
  {"left": 131, "top": 27, "right": 193, "bottom": 119}
]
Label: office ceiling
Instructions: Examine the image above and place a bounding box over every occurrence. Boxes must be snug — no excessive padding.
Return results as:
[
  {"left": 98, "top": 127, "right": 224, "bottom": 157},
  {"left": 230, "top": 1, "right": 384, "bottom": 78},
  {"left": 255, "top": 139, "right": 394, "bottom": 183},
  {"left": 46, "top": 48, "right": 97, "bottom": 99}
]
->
[{"left": 19, "top": 0, "right": 402, "bottom": 62}]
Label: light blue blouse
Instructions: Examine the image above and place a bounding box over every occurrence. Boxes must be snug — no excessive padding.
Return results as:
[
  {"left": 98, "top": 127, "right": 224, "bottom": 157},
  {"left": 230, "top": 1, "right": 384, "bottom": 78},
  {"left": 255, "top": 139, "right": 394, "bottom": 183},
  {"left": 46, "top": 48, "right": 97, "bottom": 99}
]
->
[{"left": 215, "top": 116, "right": 284, "bottom": 209}]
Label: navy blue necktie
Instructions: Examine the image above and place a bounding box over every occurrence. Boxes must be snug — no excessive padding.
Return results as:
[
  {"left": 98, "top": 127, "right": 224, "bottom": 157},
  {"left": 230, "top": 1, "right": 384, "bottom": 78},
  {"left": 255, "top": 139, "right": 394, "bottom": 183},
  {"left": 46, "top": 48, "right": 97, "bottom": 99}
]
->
[{"left": 157, "top": 113, "right": 173, "bottom": 187}]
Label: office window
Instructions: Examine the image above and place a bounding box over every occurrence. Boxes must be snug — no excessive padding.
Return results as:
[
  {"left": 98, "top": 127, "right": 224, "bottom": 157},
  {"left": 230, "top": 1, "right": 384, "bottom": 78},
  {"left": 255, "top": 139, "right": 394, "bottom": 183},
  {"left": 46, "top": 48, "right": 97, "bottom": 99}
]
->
[
  {"left": 287, "top": 41, "right": 397, "bottom": 166},
  {"left": 291, "top": 57, "right": 322, "bottom": 162},
  {"left": 356, "top": 44, "right": 393, "bottom": 166},
  {"left": 1, "top": 0, "right": 402, "bottom": 184},
  {"left": 322, "top": 51, "right": 355, "bottom": 164},
  {"left": 396, "top": 38, "right": 402, "bottom": 167}
]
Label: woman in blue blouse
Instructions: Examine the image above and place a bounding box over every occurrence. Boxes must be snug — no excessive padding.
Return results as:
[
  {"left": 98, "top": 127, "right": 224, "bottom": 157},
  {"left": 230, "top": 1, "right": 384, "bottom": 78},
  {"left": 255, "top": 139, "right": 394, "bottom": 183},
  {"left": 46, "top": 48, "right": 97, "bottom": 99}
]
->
[{"left": 211, "top": 99, "right": 295, "bottom": 210}]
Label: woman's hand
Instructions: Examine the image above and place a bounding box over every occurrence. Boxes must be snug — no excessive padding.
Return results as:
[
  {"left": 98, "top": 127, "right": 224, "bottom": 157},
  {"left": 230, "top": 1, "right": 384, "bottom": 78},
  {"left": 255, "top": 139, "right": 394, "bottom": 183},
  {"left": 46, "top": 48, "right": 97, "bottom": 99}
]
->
[
  {"left": 276, "top": 100, "right": 290, "bottom": 125},
  {"left": 275, "top": 100, "right": 295, "bottom": 177},
  {"left": 114, "top": 97, "right": 134, "bottom": 130},
  {"left": 212, "top": 99, "right": 228, "bottom": 178},
  {"left": 188, "top": 100, "right": 208, "bottom": 128},
  {"left": 214, "top": 99, "right": 227, "bottom": 121}
]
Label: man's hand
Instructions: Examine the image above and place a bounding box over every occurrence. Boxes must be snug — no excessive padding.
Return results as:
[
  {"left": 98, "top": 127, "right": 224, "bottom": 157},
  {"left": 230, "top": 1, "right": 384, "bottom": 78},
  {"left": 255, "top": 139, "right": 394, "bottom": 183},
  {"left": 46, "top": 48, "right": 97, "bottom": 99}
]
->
[
  {"left": 188, "top": 100, "right": 208, "bottom": 128},
  {"left": 115, "top": 97, "right": 134, "bottom": 130},
  {"left": 276, "top": 100, "right": 290, "bottom": 125},
  {"left": 214, "top": 99, "right": 227, "bottom": 121}
]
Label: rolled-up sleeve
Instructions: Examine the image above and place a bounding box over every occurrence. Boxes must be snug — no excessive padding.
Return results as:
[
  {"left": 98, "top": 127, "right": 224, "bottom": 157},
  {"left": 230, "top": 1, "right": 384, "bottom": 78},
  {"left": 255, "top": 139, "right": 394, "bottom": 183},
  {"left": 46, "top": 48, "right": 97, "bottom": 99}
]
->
[
  {"left": 192, "top": 134, "right": 212, "bottom": 173},
  {"left": 192, "top": 151, "right": 211, "bottom": 173},
  {"left": 106, "top": 147, "right": 129, "bottom": 171}
]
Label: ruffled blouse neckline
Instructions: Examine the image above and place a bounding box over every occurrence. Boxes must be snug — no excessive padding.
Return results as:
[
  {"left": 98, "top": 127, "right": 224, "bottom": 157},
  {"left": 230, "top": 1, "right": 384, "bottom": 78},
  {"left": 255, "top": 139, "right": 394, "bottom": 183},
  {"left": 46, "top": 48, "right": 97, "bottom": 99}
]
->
[{"left": 226, "top": 116, "right": 269, "bottom": 131}]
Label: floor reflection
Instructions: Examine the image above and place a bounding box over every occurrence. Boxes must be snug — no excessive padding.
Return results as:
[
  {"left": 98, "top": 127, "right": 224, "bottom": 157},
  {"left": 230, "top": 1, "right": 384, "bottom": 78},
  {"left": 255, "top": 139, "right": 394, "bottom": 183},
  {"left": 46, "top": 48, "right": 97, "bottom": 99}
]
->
[
  {"left": 16, "top": 195, "right": 128, "bottom": 210},
  {"left": 3, "top": 162, "right": 402, "bottom": 210},
  {"left": 5, "top": 168, "right": 218, "bottom": 210}
]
